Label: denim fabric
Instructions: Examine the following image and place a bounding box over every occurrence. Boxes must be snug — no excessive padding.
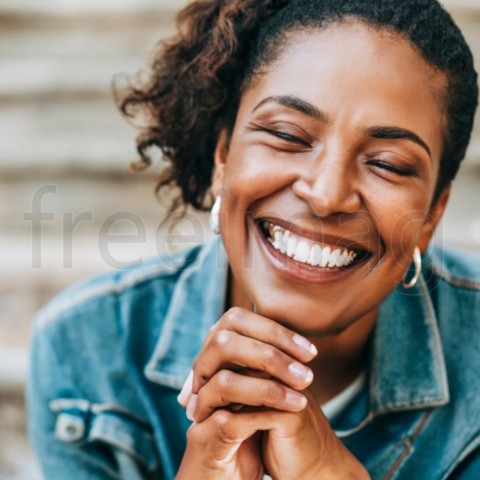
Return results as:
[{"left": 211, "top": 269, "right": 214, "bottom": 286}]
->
[{"left": 27, "top": 236, "right": 480, "bottom": 479}]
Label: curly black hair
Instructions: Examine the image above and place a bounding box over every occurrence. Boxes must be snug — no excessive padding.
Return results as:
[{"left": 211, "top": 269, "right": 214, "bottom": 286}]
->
[{"left": 117, "top": 0, "right": 478, "bottom": 210}]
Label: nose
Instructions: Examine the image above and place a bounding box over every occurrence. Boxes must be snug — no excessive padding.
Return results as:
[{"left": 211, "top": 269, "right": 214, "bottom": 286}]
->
[{"left": 292, "top": 150, "right": 362, "bottom": 217}]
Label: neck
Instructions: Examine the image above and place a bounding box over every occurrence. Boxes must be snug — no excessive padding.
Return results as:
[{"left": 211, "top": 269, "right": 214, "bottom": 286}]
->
[
  {"left": 227, "top": 267, "right": 377, "bottom": 405},
  {"left": 306, "top": 308, "right": 376, "bottom": 405}
]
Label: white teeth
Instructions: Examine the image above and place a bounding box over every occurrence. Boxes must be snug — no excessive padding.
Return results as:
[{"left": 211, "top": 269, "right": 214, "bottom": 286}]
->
[
  {"left": 307, "top": 244, "right": 317, "bottom": 266},
  {"left": 321, "top": 247, "right": 330, "bottom": 268},
  {"left": 281, "top": 230, "right": 289, "bottom": 253},
  {"left": 327, "top": 251, "right": 336, "bottom": 268},
  {"left": 264, "top": 222, "right": 361, "bottom": 269},
  {"left": 274, "top": 231, "right": 282, "bottom": 247},
  {"left": 293, "top": 240, "right": 310, "bottom": 263},
  {"left": 331, "top": 249, "right": 343, "bottom": 268},
  {"left": 311, "top": 244, "right": 323, "bottom": 266},
  {"left": 286, "top": 236, "right": 298, "bottom": 257}
]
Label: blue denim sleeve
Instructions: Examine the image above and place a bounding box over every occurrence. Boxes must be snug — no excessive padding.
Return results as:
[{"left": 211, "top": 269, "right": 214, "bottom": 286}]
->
[
  {"left": 27, "top": 302, "right": 162, "bottom": 480},
  {"left": 27, "top": 320, "right": 124, "bottom": 479}
]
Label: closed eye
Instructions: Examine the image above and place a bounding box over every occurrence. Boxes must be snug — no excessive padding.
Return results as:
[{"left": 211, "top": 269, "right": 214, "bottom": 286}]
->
[
  {"left": 369, "top": 159, "right": 417, "bottom": 177},
  {"left": 267, "top": 129, "right": 311, "bottom": 147}
]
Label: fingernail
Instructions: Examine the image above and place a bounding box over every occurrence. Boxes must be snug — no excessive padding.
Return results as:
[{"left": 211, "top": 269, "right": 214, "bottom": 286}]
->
[
  {"left": 288, "top": 362, "right": 314, "bottom": 383},
  {"left": 293, "top": 334, "right": 318, "bottom": 356},
  {"left": 186, "top": 394, "right": 198, "bottom": 422},
  {"left": 286, "top": 391, "right": 308, "bottom": 410},
  {"left": 177, "top": 370, "right": 193, "bottom": 407}
]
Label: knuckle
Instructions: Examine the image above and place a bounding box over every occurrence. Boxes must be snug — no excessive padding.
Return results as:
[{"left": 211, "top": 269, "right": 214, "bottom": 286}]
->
[
  {"left": 265, "top": 382, "right": 286, "bottom": 404},
  {"left": 223, "top": 307, "right": 243, "bottom": 327},
  {"left": 259, "top": 346, "right": 278, "bottom": 365},
  {"left": 273, "top": 326, "right": 290, "bottom": 346},
  {"left": 213, "top": 409, "right": 233, "bottom": 426},
  {"left": 212, "top": 329, "right": 231, "bottom": 348},
  {"left": 216, "top": 369, "right": 234, "bottom": 390},
  {"left": 212, "top": 410, "right": 237, "bottom": 442},
  {"left": 186, "top": 423, "right": 207, "bottom": 445}
]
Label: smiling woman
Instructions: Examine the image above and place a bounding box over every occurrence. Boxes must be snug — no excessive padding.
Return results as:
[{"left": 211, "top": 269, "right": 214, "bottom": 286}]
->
[{"left": 27, "top": 1, "right": 479, "bottom": 479}]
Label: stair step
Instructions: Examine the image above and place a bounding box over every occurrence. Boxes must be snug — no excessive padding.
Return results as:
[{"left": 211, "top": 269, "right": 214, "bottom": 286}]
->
[
  {"left": 0, "top": 0, "right": 187, "bottom": 15},
  {"left": 0, "top": 349, "right": 29, "bottom": 391},
  {"left": 0, "top": 0, "right": 476, "bottom": 16},
  {"left": 0, "top": 99, "right": 139, "bottom": 172},
  {"left": 0, "top": 13, "right": 176, "bottom": 56},
  {"left": 0, "top": 393, "right": 42, "bottom": 478},
  {"left": 0, "top": 56, "right": 143, "bottom": 98}
]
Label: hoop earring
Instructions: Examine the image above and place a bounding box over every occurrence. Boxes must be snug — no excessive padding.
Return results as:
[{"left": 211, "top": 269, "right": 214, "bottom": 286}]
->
[
  {"left": 401, "top": 247, "right": 422, "bottom": 289},
  {"left": 209, "top": 196, "right": 222, "bottom": 235}
]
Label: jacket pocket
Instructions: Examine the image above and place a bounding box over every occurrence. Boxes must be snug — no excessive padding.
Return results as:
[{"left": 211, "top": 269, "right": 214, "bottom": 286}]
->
[{"left": 50, "top": 398, "right": 159, "bottom": 478}]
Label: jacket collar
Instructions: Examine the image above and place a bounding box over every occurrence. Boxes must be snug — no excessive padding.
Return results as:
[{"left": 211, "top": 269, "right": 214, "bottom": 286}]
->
[
  {"left": 368, "top": 272, "right": 450, "bottom": 414},
  {"left": 144, "top": 235, "right": 228, "bottom": 389},
  {"left": 145, "top": 239, "right": 450, "bottom": 413}
]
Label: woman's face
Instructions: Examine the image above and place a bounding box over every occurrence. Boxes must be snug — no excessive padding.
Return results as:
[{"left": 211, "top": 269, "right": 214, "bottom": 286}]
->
[{"left": 214, "top": 22, "right": 449, "bottom": 335}]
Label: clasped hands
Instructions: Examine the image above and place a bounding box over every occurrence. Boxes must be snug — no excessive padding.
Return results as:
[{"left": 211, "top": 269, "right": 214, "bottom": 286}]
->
[{"left": 176, "top": 307, "right": 370, "bottom": 480}]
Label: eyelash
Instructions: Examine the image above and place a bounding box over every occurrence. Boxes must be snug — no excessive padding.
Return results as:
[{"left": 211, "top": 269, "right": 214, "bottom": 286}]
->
[
  {"left": 264, "top": 129, "right": 417, "bottom": 177},
  {"left": 369, "top": 159, "right": 416, "bottom": 177},
  {"left": 267, "top": 129, "right": 310, "bottom": 147}
]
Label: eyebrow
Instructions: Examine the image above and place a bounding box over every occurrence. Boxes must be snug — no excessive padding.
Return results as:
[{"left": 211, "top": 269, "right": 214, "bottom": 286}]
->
[
  {"left": 252, "top": 95, "right": 432, "bottom": 159},
  {"left": 252, "top": 95, "right": 329, "bottom": 122},
  {"left": 366, "top": 126, "right": 432, "bottom": 159}
]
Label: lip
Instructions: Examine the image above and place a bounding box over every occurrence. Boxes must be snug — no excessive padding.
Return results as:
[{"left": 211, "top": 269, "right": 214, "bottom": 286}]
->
[
  {"left": 251, "top": 217, "right": 374, "bottom": 284},
  {"left": 256, "top": 216, "right": 373, "bottom": 253}
]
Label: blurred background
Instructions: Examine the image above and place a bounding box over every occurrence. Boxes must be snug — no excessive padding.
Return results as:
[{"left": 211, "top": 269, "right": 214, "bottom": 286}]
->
[{"left": 0, "top": 0, "right": 478, "bottom": 478}]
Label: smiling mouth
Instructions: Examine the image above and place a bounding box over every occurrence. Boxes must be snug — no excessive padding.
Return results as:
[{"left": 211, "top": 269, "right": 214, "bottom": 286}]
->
[{"left": 259, "top": 220, "right": 372, "bottom": 270}]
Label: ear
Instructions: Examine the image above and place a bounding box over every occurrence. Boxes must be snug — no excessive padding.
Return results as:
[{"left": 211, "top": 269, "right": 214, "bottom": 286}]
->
[
  {"left": 211, "top": 128, "right": 229, "bottom": 196},
  {"left": 417, "top": 185, "right": 451, "bottom": 253}
]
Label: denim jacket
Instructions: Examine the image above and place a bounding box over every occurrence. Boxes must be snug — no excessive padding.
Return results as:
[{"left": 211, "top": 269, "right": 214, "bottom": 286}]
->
[{"left": 27, "top": 236, "right": 480, "bottom": 479}]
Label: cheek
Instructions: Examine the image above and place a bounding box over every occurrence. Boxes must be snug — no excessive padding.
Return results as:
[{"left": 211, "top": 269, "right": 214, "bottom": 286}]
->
[
  {"left": 371, "top": 190, "right": 429, "bottom": 268},
  {"left": 222, "top": 141, "right": 294, "bottom": 202}
]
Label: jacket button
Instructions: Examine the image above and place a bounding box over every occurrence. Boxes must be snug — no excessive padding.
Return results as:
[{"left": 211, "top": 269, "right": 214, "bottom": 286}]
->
[{"left": 55, "top": 413, "right": 86, "bottom": 442}]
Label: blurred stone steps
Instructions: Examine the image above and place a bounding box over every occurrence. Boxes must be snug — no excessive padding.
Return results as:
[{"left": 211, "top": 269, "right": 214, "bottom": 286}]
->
[
  {"left": 0, "top": 99, "right": 139, "bottom": 172},
  {"left": 0, "top": 4, "right": 180, "bottom": 176},
  {"left": 0, "top": 0, "right": 475, "bottom": 14},
  {"left": 0, "top": 57, "right": 141, "bottom": 98},
  {"left": 0, "top": 0, "right": 186, "bottom": 15},
  {"left": 0, "top": 392, "right": 42, "bottom": 479}
]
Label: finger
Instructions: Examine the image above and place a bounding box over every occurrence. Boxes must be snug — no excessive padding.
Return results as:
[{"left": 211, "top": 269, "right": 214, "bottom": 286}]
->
[
  {"left": 192, "top": 329, "right": 314, "bottom": 394},
  {"left": 187, "top": 408, "right": 276, "bottom": 458},
  {"left": 235, "top": 368, "right": 271, "bottom": 379},
  {"left": 186, "top": 394, "right": 198, "bottom": 421},
  {"left": 193, "top": 369, "right": 307, "bottom": 423},
  {"left": 216, "top": 307, "right": 318, "bottom": 362},
  {"left": 186, "top": 409, "right": 259, "bottom": 465},
  {"left": 177, "top": 370, "right": 194, "bottom": 408},
  {"left": 178, "top": 355, "right": 277, "bottom": 411},
  {"left": 189, "top": 408, "right": 297, "bottom": 451}
]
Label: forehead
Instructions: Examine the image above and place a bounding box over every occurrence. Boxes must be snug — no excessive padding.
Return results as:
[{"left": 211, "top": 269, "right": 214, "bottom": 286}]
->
[
  {"left": 254, "top": 20, "right": 448, "bottom": 96},
  {"left": 242, "top": 21, "right": 448, "bottom": 157}
]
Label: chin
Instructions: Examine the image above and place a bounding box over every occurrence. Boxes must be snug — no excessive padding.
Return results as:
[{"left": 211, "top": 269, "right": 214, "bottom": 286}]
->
[{"left": 249, "top": 288, "right": 350, "bottom": 336}]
